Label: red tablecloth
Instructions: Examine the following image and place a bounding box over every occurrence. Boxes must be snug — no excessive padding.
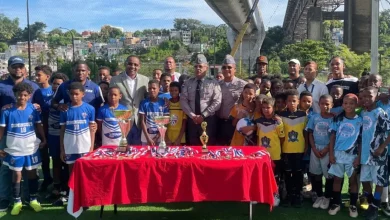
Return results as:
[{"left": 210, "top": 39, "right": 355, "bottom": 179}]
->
[{"left": 68, "top": 146, "right": 277, "bottom": 213}]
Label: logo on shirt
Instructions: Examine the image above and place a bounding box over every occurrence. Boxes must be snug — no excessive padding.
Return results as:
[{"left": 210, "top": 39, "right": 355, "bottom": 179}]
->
[
  {"left": 82, "top": 112, "right": 87, "bottom": 119},
  {"left": 85, "top": 89, "right": 93, "bottom": 93},
  {"left": 51, "top": 122, "right": 60, "bottom": 129},
  {"left": 261, "top": 136, "right": 271, "bottom": 148},
  {"left": 288, "top": 130, "right": 298, "bottom": 142},
  {"left": 362, "top": 116, "right": 372, "bottom": 131},
  {"left": 338, "top": 123, "right": 355, "bottom": 137},
  {"left": 28, "top": 115, "right": 33, "bottom": 121},
  {"left": 104, "top": 132, "right": 122, "bottom": 139},
  {"left": 170, "top": 114, "right": 178, "bottom": 126},
  {"left": 315, "top": 122, "right": 329, "bottom": 136}
]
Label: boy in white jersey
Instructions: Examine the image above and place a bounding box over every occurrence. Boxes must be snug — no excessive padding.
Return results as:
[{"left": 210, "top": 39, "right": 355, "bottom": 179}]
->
[
  {"left": 60, "top": 82, "right": 96, "bottom": 173},
  {"left": 0, "top": 83, "right": 46, "bottom": 215},
  {"left": 97, "top": 86, "right": 127, "bottom": 146}
]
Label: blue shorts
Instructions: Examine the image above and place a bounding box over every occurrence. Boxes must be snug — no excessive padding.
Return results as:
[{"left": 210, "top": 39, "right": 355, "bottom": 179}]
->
[
  {"left": 48, "top": 134, "right": 60, "bottom": 158},
  {"left": 65, "top": 153, "right": 87, "bottom": 164},
  {"left": 2, "top": 151, "right": 41, "bottom": 171}
]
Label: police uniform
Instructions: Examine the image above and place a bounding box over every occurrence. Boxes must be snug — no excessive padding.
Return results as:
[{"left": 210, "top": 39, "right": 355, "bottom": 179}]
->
[
  {"left": 216, "top": 55, "right": 247, "bottom": 145},
  {"left": 180, "top": 54, "right": 222, "bottom": 145}
]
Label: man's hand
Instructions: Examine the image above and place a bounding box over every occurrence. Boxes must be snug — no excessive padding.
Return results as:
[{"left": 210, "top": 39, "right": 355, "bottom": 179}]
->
[
  {"left": 57, "top": 104, "right": 69, "bottom": 112},
  {"left": 1, "top": 104, "right": 13, "bottom": 110},
  {"left": 39, "top": 140, "right": 47, "bottom": 149},
  {"left": 33, "top": 103, "right": 41, "bottom": 112}
]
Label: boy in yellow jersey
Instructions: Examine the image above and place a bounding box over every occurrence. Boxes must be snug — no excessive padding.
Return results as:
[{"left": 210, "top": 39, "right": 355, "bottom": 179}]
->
[
  {"left": 166, "top": 82, "right": 187, "bottom": 146},
  {"left": 279, "top": 89, "right": 307, "bottom": 208},
  {"left": 255, "top": 97, "right": 285, "bottom": 206}
]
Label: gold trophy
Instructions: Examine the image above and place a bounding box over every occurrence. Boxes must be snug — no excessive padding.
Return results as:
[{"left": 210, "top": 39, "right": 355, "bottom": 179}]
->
[
  {"left": 112, "top": 109, "right": 132, "bottom": 153},
  {"left": 200, "top": 121, "right": 209, "bottom": 153},
  {"left": 154, "top": 115, "right": 171, "bottom": 154}
]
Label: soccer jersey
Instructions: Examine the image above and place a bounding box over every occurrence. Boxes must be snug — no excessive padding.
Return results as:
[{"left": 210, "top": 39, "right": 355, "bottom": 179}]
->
[
  {"left": 255, "top": 116, "right": 285, "bottom": 160},
  {"left": 279, "top": 109, "right": 307, "bottom": 153},
  {"left": 158, "top": 92, "right": 171, "bottom": 100},
  {"left": 361, "top": 108, "right": 390, "bottom": 166},
  {"left": 167, "top": 101, "right": 187, "bottom": 144},
  {"left": 138, "top": 98, "right": 169, "bottom": 143},
  {"left": 96, "top": 103, "right": 128, "bottom": 146},
  {"left": 59, "top": 102, "right": 95, "bottom": 154},
  {"left": 48, "top": 99, "right": 63, "bottom": 136},
  {"left": 229, "top": 103, "right": 255, "bottom": 146},
  {"left": 377, "top": 101, "right": 390, "bottom": 155},
  {"left": 306, "top": 114, "right": 333, "bottom": 149},
  {"left": 330, "top": 106, "right": 343, "bottom": 116},
  {"left": 331, "top": 115, "right": 362, "bottom": 154},
  {"left": 32, "top": 86, "right": 53, "bottom": 117},
  {"left": 0, "top": 103, "right": 41, "bottom": 156}
]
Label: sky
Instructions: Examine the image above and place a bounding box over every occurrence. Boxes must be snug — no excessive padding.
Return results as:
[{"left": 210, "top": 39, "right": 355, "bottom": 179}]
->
[{"left": 0, "top": 0, "right": 289, "bottom": 32}]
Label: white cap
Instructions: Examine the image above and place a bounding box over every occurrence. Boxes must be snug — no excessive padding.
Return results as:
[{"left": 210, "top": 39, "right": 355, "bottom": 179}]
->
[{"left": 288, "top": 59, "right": 300, "bottom": 65}]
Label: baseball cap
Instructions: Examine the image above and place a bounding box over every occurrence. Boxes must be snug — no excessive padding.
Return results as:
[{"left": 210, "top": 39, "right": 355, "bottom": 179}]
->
[
  {"left": 288, "top": 59, "right": 300, "bottom": 65},
  {"left": 194, "top": 53, "right": 208, "bottom": 64},
  {"left": 256, "top": 56, "right": 268, "bottom": 64},
  {"left": 8, "top": 56, "right": 25, "bottom": 67}
]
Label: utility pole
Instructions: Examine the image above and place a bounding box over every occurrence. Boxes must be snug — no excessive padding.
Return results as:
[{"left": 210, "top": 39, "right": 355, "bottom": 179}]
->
[
  {"left": 27, "top": 0, "right": 32, "bottom": 79},
  {"left": 371, "top": 0, "right": 379, "bottom": 73}
]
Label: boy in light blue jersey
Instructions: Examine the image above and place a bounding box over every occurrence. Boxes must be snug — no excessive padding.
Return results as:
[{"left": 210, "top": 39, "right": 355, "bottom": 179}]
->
[
  {"left": 60, "top": 82, "right": 96, "bottom": 173},
  {"left": 97, "top": 86, "right": 128, "bottom": 146},
  {"left": 306, "top": 94, "right": 334, "bottom": 210},
  {"left": 360, "top": 86, "right": 390, "bottom": 220},
  {"left": 0, "top": 83, "right": 46, "bottom": 215},
  {"left": 139, "top": 80, "right": 169, "bottom": 146},
  {"left": 328, "top": 93, "right": 362, "bottom": 217}
]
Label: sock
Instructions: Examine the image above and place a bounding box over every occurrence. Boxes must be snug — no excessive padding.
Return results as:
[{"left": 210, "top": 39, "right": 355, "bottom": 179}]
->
[
  {"left": 13, "top": 182, "right": 21, "bottom": 203},
  {"left": 314, "top": 178, "right": 324, "bottom": 197},
  {"left": 294, "top": 171, "right": 304, "bottom": 195},
  {"left": 284, "top": 171, "right": 293, "bottom": 196},
  {"left": 364, "top": 191, "right": 374, "bottom": 204},
  {"left": 374, "top": 191, "right": 382, "bottom": 200},
  {"left": 350, "top": 193, "right": 358, "bottom": 206},
  {"left": 382, "top": 187, "right": 389, "bottom": 203},
  {"left": 28, "top": 178, "right": 39, "bottom": 201},
  {"left": 324, "top": 178, "right": 333, "bottom": 198},
  {"left": 332, "top": 191, "right": 341, "bottom": 205}
]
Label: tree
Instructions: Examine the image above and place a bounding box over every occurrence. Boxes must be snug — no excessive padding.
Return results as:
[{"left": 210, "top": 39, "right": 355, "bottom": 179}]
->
[
  {"left": 0, "top": 42, "right": 8, "bottom": 52},
  {"left": 334, "top": 44, "right": 370, "bottom": 76},
  {"left": 0, "top": 14, "right": 20, "bottom": 42},
  {"left": 21, "top": 22, "right": 47, "bottom": 41},
  {"left": 133, "top": 30, "right": 142, "bottom": 37},
  {"left": 37, "top": 51, "right": 46, "bottom": 65},
  {"left": 261, "top": 26, "right": 285, "bottom": 55},
  {"left": 174, "top": 18, "right": 202, "bottom": 30},
  {"left": 48, "top": 28, "right": 63, "bottom": 36}
]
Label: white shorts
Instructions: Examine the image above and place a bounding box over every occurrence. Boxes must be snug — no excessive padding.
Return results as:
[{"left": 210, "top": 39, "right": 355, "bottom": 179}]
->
[
  {"left": 309, "top": 151, "right": 330, "bottom": 178},
  {"left": 360, "top": 164, "right": 389, "bottom": 187}
]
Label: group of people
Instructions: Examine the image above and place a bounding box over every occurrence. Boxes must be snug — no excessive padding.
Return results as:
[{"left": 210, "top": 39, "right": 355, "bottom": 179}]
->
[{"left": 0, "top": 52, "right": 388, "bottom": 220}]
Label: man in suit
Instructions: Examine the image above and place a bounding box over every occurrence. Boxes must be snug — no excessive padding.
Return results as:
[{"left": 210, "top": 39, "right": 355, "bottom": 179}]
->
[{"left": 110, "top": 55, "right": 149, "bottom": 145}]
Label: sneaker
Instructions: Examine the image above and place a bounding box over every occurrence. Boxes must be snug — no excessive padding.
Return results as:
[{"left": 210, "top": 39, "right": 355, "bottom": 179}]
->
[
  {"left": 320, "top": 197, "right": 330, "bottom": 210},
  {"left": 360, "top": 197, "right": 369, "bottom": 210},
  {"left": 365, "top": 205, "right": 378, "bottom": 220},
  {"left": 349, "top": 205, "right": 358, "bottom": 218},
  {"left": 52, "top": 196, "right": 67, "bottom": 206},
  {"left": 273, "top": 194, "right": 280, "bottom": 207},
  {"left": 10, "top": 202, "right": 22, "bottom": 216},
  {"left": 0, "top": 200, "right": 9, "bottom": 212},
  {"left": 381, "top": 202, "right": 390, "bottom": 217},
  {"left": 29, "top": 200, "right": 43, "bottom": 212},
  {"left": 313, "top": 197, "right": 323, "bottom": 209},
  {"left": 328, "top": 204, "right": 341, "bottom": 215}
]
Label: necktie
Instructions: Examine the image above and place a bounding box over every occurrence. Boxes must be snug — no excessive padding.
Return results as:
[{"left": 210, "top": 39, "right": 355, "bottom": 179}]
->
[{"left": 195, "top": 80, "right": 201, "bottom": 115}]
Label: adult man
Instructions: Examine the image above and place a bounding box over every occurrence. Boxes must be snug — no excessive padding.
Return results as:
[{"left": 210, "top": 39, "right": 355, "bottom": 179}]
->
[
  {"left": 217, "top": 55, "right": 247, "bottom": 145},
  {"left": 164, "top": 57, "right": 181, "bottom": 82},
  {"left": 288, "top": 59, "right": 301, "bottom": 86},
  {"left": 326, "top": 56, "right": 359, "bottom": 98},
  {"left": 110, "top": 55, "right": 149, "bottom": 145},
  {"left": 0, "top": 56, "right": 39, "bottom": 211},
  {"left": 180, "top": 54, "right": 221, "bottom": 145},
  {"left": 250, "top": 55, "right": 269, "bottom": 80},
  {"left": 98, "top": 66, "right": 111, "bottom": 83},
  {"left": 297, "top": 61, "right": 329, "bottom": 113}
]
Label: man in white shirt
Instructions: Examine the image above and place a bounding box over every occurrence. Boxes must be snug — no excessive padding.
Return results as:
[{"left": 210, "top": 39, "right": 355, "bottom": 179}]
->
[
  {"left": 164, "top": 57, "right": 181, "bottom": 82},
  {"left": 297, "top": 61, "right": 329, "bottom": 113}
]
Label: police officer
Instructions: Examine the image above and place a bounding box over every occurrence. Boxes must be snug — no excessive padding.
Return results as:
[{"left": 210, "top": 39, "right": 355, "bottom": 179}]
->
[
  {"left": 217, "top": 55, "right": 247, "bottom": 145},
  {"left": 180, "top": 54, "right": 221, "bottom": 145},
  {"left": 249, "top": 55, "right": 269, "bottom": 80}
]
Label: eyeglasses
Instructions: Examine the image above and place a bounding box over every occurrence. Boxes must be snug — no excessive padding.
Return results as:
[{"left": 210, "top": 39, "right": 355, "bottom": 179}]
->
[{"left": 222, "top": 66, "right": 233, "bottom": 70}]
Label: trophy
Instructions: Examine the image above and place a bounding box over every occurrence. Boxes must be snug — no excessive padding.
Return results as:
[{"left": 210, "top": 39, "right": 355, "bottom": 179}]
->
[
  {"left": 154, "top": 115, "right": 171, "bottom": 154},
  {"left": 112, "top": 109, "right": 132, "bottom": 153},
  {"left": 200, "top": 121, "right": 209, "bottom": 153}
]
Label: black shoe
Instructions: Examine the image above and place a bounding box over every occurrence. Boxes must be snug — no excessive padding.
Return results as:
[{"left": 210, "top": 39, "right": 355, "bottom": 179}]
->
[
  {"left": 52, "top": 196, "right": 67, "bottom": 206},
  {"left": 39, "top": 178, "right": 53, "bottom": 192},
  {"left": 381, "top": 202, "right": 390, "bottom": 217},
  {"left": 0, "top": 200, "right": 9, "bottom": 212},
  {"left": 365, "top": 205, "right": 378, "bottom": 220},
  {"left": 293, "top": 195, "right": 302, "bottom": 208}
]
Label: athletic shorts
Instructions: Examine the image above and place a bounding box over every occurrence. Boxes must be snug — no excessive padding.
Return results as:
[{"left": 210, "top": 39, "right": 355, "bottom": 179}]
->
[
  {"left": 360, "top": 164, "right": 389, "bottom": 187},
  {"left": 65, "top": 153, "right": 87, "bottom": 164},
  {"left": 2, "top": 150, "right": 41, "bottom": 171}
]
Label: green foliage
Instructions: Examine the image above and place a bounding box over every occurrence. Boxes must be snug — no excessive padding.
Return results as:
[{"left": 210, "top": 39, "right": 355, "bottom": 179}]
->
[
  {"left": 0, "top": 14, "right": 20, "bottom": 42},
  {"left": 261, "top": 26, "right": 285, "bottom": 54},
  {"left": 174, "top": 18, "right": 202, "bottom": 30},
  {"left": 100, "top": 25, "right": 123, "bottom": 42},
  {"left": 0, "top": 42, "right": 7, "bottom": 52},
  {"left": 22, "top": 22, "right": 47, "bottom": 41},
  {"left": 333, "top": 44, "right": 370, "bottom": 76}
]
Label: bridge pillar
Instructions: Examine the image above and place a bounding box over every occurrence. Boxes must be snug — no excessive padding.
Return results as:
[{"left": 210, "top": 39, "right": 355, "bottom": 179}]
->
[{"left": 307, "top": 7, "right": 323, "bottom": 41}]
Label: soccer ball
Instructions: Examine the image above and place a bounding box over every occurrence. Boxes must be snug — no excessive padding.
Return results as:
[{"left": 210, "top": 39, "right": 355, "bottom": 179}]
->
[{"left": 236, "top": 118, "right": 254, "bottom": 136}]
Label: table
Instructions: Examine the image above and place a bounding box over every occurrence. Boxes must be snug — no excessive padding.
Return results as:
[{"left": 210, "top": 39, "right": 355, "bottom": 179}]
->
[{"left": 67, "top": 146, "right": 277, "bottom": 219}]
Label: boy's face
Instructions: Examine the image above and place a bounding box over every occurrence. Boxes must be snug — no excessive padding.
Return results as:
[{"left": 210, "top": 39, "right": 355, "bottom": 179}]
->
[
  {"left": 275, "top": 98, "right": 286, "bottom": 111},
  {"left": 362, "top": 89, "right": 377, "bottom": 108},
  {"left": 160, "top": 76, "right": 171, "bottom": 91},
  {"left": 52, "top": 79, "right": 64, "bottom": 92},
  {"left": 300, "top": 95, "right": 313, "bottom": 111},
  {"left": 16, "top": 91, "right": 31, "bottom": 105},
  {"left": 35, "top": 71, "right": 49, "bottom": 84},
  {"left": 148, "top": 83, "right": 159, "bottom": 98},
  {"left": 342, "top": 97, "right": 357, "bottom": 114},
  {"left": 271, "top": 83, "right": 283, "bottom": 96},
  {"left": 69, "top": 89, "right": 85, "bottom": 103},
  {"left": 368, "top": 75, "right": 382, "bottom": 88},
  {"left": 242, "top": 88, "right": 256, "bottom": 103},
  {"left": 99, "top": 84, "right": 109, "bottom": 98},
  {"left": 254, "top": 78, "right": 261, "bottom": 88},
  {"left": 74, "top": 64, "right": 89, "bottom": 82},
  {"left": 286, "top": 95, "right": 299, "bottom": 111},
  {"left": 260, "top": 82, "right": 271, "bottom": 94},
  {"left": 169, "top": 86, "right": 180, "bottom": 99},
  {"left": 108, "top": 88, "right": 122, "bottom": 104},
  {"left": 99, "top": 69, "right": 110, "bottom": 82},
  {"left": 319, "top": 98, "right": 333, "bottom": 113},
  {"left": 261, "top": 103, "right": 274, "bottom": 118},
  {"left": 283, "top": 82, "right": 294, "bottom": 90},
  {"left": 330, "top": 88, "right": 343, "bottom": 100},
  {"left": 153, "top": 70, "right": 162, "bottom": 81}
]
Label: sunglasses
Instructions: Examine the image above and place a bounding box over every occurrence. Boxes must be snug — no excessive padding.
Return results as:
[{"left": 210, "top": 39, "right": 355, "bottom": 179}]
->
[{"left": 222, "top": 66, "right": 233, "bottom": 70}]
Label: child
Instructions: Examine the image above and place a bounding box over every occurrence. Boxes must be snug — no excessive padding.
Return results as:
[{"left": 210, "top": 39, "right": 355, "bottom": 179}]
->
[
  {"left": 166, "top": 82, "right": 187, "bottom": 146},
  {"left": 328, "top": 94, "right": 361, "bottom": 217},
  {"left": 260, "top": 78, "right": 271, "bottom": 97},
  {"left": 283, "top": 79, "right": 295, "bottom": 90},
  {"left": 358, "top": 75, "right": 369, "bottom": 91},
  {"left": 96, "top": 86, "right": 128, "bottom": 146},
  {"left": 158, "top": 73, "right": 172, "bottom": 100},
  {"left": 254, "top": 94, "right": 267, "bottom": 120},
  {"left": 274, "top": 92, "right": 287, "bottom": 115},
  {"left": 98, "top": 81, "right": 109, "bottom": 104},
  {"left": 152, "top": 69, "right": 163, "bottom": 81},
  {"left": 60, "top": 82, "right": 96, "bottom": 174},
  {"left": 230, "top": 83, "right": 257, "bottom": 146},
  {"left": 271, "top": 78, "right": 284, "bottom": 97},
  {"left": 0, "top": 83, "right": 46, "bottom": 215},
  {"left": 306, "top": 94, "right": 334, "bottom": 210},
  {"left": 254, "top": 77, "right": 261, "bottom": 95},
  {"left": 139, "top": 80, "right": 169, "bottom": 146},
  {"left": 360, "top": 86, "right": 390, "bottom": 219},
  {"left": 367, "top": 74, "right": 382, "bottom": 89},
  {"left": 330, "top": 85, "right": 344, "bottom": 116},
  {"left": 256, "top": 97, "right": 285, "bottom": 206},
  {"left": 279, "top": 89, "right": 307, "bottom": 207}
]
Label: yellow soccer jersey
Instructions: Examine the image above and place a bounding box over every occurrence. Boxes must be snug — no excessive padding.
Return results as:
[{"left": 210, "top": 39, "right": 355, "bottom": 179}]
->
[
  {"left": 229, "top": 104, "right": 254, "bottom": 146},
  {"left": 167, "top": 101, "right": 187, "bottom": 144},
  {"left": 256, "top": 116, "right": 285, "bottom": 160},
  {"left": 279, "top": 110, "right": 307, "bottom": 153}
]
